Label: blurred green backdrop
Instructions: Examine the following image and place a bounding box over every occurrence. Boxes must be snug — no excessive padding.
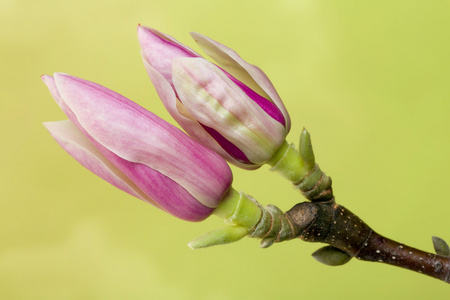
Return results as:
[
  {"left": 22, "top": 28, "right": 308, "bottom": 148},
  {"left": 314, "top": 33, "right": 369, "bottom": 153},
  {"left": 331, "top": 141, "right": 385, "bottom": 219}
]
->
[{"left": 1, "top": 0, "right": 450, "bottom": 299}]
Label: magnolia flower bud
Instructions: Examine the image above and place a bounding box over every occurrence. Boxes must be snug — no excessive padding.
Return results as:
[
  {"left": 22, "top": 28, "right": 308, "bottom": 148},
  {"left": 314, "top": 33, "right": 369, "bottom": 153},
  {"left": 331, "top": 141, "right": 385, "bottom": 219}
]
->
[
  {"left": 43, "top": 73, "right": 232, "bottom": 221},
  {"left": 138, "top": 25, "right": 290, "bottom": 169}
]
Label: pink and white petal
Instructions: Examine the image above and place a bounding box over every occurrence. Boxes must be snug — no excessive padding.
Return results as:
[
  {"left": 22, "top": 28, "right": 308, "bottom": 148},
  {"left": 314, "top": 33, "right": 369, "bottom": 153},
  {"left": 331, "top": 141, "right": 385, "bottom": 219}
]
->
[
  {"left": 142, "top": 57, "right": 256, "bottom": 170},
  {"left": 44, "top": 121, "right": 213, "bottom": 221},
  {"left": 138, "top": 25, "right": 200, "bottom": 87},
  {"left": 190, "top": 32, "right": 291, "bottom": 132},
  {"left": 43, "top": 120, "right": 161, "bottom": 208},
  {"left": 173, "top": 58, "right": 286, "bottom": 164},
  {"left": 117, "top": 162, "right": 215, "bottom": 221},
  {"left": 53, "top": 73, "right": 231, "bottom": 208},
  {"left": 43, "top": 74, "right": 116, "bottom": 167},
  {"left": 41, "top": 75, "right": 79, "bottom": 125}
]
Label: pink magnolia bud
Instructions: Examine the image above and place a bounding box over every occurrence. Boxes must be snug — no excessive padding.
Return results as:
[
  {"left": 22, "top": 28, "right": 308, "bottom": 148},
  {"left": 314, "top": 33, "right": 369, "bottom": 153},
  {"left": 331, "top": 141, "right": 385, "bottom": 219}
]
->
[
  {"left": 43, "top": 73, "right": 232, "bottom": 221},
  {"left": 138, "top": 25, "right": 290, "bottom": 169}
]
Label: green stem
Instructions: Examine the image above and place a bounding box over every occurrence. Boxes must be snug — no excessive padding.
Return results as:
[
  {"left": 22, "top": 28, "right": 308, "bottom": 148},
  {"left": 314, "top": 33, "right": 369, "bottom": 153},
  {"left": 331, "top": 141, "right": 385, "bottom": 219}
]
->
[
  {"left": 190, "top": 187, "right": 299, "bottom": 249},
  {"left": 268, "top": 136, "right": 333, "bottom": 202},
  {"left": 213, "top": 188, "right": 241, "bottom": 219},
  {"left": 286, "top": 201, "right": 450, "bottom": 283},
  {"left": 213, "top": 187, "right": 262, "bottom": 228},
  {"left": 189, "top": 187, "right": 263, "bottom": 249},
  {"left": 268, "top": 140, "right": 308, "bottom": 183}
]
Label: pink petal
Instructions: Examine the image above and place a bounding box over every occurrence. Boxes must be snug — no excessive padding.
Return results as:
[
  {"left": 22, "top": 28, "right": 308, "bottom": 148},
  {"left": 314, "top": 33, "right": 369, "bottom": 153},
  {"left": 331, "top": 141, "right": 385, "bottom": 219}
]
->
[
  {"left": 43, "top": 78, "right": 222, "bottom": 221},
  {"left": 138, "top": 25, "right": 200, "bottom": 88},
  {"left": 172, "top": 58, "right": 286, "bottom": 164},
  {"left": 141, "top": 57, "right": 258, "bottom": 170},
  {"left": 41, "top": 74, "right": 78, "bottom": 123},
  {"left": 190, "top": 32, "right": 291, "bottom": 132},
  {"left": 53, "top": 73, "right": 232, "bottom": 208},
  {"left": 43, "top": 120, "right": 161, "bottom": 208}
]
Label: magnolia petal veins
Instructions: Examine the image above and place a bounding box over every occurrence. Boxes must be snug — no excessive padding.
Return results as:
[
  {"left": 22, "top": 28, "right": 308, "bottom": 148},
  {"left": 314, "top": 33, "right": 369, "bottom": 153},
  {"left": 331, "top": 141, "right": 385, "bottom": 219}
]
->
[
  {"left": 43, "top": 73, "right": 233, "bottom": 221},
  {"left": 138, "top": 25, "right": 290, "bottom": 169},
  {"left": 44, "top": 120, "right": 163, "bottom": 209},
  {"left": 189, "top": 32, "right": 290, "bottom": 132},
  {"left": 172, "top": 57, "right": 286, "bottom": 165}
]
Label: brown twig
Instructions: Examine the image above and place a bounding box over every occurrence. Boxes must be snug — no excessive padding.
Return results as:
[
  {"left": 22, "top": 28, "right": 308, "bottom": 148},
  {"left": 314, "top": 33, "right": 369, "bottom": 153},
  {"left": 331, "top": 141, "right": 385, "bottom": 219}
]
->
[{"left": 284, "top": 199, "right": 450, "bottom": 283}]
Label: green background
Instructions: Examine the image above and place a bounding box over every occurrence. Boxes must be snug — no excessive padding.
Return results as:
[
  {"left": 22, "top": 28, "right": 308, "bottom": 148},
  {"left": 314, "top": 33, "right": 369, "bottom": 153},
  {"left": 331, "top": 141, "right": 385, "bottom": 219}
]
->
[{"left": 2, "top": 0, "right": 450, "bottom": 299}]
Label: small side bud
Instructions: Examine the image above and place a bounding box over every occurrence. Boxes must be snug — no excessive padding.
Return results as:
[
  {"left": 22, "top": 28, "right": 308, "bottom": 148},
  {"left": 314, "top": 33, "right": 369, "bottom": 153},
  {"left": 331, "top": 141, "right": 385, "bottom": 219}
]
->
[
  {"left": 432, "top": 236, "right": 450, "bottom": 257},
  {"left": 188, "top": 226, "right": 249, "bottom": 249},
  {"left": 260, "top": 238, "right": 275, "bottom": 248},
  {"left": 312, "top": 246, "right": 352, "bottom": 266},
  {"left": 299, "top": 128, "right": 315, "bottom": 171}
]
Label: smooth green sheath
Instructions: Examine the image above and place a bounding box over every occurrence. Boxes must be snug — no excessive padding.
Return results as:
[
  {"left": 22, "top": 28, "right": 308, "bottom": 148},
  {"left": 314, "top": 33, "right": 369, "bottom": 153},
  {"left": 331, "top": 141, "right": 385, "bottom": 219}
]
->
[
  {"left": 189, "top": 187, "right": 263, "bottom": 249},
  {"left": 268, "top": 131, "right": 333, "bottom": 202},
  {"left": 214, "top": 187, "right": 262, "bottom": 231},
  {"left": 268, "top": 140, "right": 308, "bottom": 183},
  {"left": 214, "top": 187, "right": 262, "bottom": 228},
  {"left": 213, "top": 188, "right": 241, "bottom": 219},
  {"left": 225, "top": 194, "right": 262, "bottom": 228}
]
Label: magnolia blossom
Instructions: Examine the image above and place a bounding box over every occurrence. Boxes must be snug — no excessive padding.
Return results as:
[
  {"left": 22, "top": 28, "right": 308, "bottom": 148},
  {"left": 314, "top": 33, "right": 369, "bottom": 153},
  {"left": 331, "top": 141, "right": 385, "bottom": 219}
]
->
[
  {"left": 43, "top": 73, "right": 232, "bottom": 221},
  {"left": 138, "top": 25, "right": 290, "bottom": 170}
]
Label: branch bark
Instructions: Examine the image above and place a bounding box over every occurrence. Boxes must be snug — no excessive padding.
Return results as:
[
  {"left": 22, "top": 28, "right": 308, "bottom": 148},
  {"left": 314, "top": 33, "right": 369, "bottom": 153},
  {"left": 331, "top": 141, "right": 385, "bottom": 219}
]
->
[{"left": 285, "top": 199, "right": 450, "bottom": 283}]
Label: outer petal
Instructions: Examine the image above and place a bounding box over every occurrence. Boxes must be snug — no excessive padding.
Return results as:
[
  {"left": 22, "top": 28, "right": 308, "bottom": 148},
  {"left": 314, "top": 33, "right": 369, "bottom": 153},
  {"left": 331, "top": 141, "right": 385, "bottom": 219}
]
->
[
  {"left": 45, "top": 120, "right": 212, "bottom": 221},
  {"left": 172, "top": 57, "right": 286, "bottom": 164},
  {"left": 190, "top": 32, "right": 291, "bottom": 132},
  {"left": 43, "top": 120, "right": 161, "bottom": 208},
  {"left": 141, "top": 56, "right": 258, "bottom": 170},
  {"left": 41, "top": 75, "right": 78, "bottom": 124},
  {"left": 52, "top": 73, "right": 232, "bottom": 209},
  {"left": 137, "top": 25, "right": 200, "bottom": 88}
]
